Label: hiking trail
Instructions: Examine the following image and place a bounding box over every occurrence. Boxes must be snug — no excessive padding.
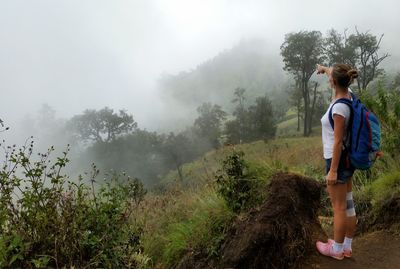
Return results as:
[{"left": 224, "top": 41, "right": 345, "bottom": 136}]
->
[{"left": 305, "top": 230, "right": 400, "bottom": 269}]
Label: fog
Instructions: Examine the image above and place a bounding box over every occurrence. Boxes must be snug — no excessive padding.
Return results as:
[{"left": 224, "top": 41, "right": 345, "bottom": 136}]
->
[{"left": 1, "top": 0, "right": 399, "bottom": 144}]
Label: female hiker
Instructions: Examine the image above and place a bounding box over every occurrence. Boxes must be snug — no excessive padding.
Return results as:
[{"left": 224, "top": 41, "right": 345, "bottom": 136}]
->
[{"left": 315, "top": 63, "right": 358, "bottom": 260}]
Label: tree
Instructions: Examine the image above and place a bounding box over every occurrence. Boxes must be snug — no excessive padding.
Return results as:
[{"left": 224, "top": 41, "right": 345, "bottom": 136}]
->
[
  {"left": 311, "top": 90, "right": 328, "bottom": 126},
  {"left": 288, "top": 80, "right": 303, "bottom": 132},
  {"left": 325, "top": 28, "right": 389, "bottom": 91},
  {"left": 36, "top": 104, "right": 66, "bottom": 142},
  {"left": 225, "top": 91, "right": 276, "bottom": 144},
  {"left": 225, "top": 88, "right": 249, "bottom": 144},
  {"left": 247, "top": 96, "right": 276, "bottom": 141},
  {"left": 324, "top": 29, "right": 357, "bottom": 67},
  {"left": 68, "top": 107, "right": 137, "bottom": 143},
  {"left": 194, "top": 103, "right": 227, "bottom": 149},
  {"left": 161, "top": 132, "right": 196, "bottom": 182},
  {"left": 78, "top": 129, "right": 166, "bottom": 187},
  {"left": 281, "top": 31, "right": 325, "bottom": 136},
  {"left": 225, "top": 119, "right": 241, "bottom": 144},
  {"left": 231, "top": 87, "right": 248, "bottom": 143}
]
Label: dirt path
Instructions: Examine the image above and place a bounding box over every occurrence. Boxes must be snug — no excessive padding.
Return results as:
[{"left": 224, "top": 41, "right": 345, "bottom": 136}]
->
[{"left": 305, "top": 230, "right": 400, "bottom": 269}]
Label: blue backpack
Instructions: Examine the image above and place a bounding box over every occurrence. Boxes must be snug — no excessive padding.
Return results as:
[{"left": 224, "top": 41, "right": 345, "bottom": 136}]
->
[{"left": 329, "top": 92, "right": 381, "bottom": 170}]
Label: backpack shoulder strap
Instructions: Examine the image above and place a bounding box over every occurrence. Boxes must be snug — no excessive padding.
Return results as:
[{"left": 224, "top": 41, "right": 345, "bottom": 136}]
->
[{"left": 329, "top": 98, "right": 352, "bottom": 130}]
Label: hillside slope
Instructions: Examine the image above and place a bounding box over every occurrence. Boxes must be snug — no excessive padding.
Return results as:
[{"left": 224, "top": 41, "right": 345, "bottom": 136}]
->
[
  {"left": 145, "top": 135, "right": 399, "bottom": 268},
  {"left": 156, "top": 39, "right": 289, "bottom": 130},
  {"left": 162, "top": 136, "right": 324, "bottom": 187},
  {"left": 159, "top": 39, "right": 285, "bottom": 109}
]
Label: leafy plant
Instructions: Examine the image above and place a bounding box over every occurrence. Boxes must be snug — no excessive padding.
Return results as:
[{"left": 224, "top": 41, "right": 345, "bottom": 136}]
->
[
  {"left": 215, "top": 150, "right": 260, "bottom": 212},
  {"left": 0, "top": 137, "right": 146, "bottom": 268}
]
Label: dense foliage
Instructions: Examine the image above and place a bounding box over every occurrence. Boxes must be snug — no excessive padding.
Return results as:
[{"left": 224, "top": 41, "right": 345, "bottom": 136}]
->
[
  {"left": 68, "top": 107, "right": 137, "bottom": 143},
  {"left": 225, "top": 89, "right": 277, "bottom": 144},
  {"left": 324, "top": 28, "right": 389, "bottom": 91},
  {"left": 0, "top": 140, "right": 146, "bottom": 268}
]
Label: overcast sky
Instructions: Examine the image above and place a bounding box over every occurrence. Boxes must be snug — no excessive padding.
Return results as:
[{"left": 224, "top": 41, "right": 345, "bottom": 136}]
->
[{"left": 1, "top": 0, "right": 399, "bottom": 132}]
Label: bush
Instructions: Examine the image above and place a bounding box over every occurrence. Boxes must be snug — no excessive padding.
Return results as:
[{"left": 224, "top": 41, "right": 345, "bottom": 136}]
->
[
  {"left": 0, "top": 139, "right": 146, "bottom": 268},
  {"left": 215, "top": 150, "right": 266, "bottom": 213},
  {"left": 215, "top": 150, "right": 251, "bottom": 213}
]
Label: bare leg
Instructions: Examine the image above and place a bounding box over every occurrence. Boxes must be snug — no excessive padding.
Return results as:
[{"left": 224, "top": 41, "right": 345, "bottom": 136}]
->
[
  {"left": 327, "top": 183, "right": 347, "bottom": 243},
  {"left": 345, "top": 179, "right": 357, "bottom": 238}
]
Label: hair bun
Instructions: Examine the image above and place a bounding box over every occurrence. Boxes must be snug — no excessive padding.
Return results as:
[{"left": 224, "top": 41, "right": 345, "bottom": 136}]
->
[{"left": 347, "top": 69, "right": 358, "bottom": 79}]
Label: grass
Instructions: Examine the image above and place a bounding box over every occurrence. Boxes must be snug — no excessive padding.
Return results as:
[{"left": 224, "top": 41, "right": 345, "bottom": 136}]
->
[
  {"left": 162, "top": 191, "right": 234, "bottom": 265},
  {"left": 276, "top": 109, "right": 301, "bottom": 137},
  {"left": 277, "top": 116, "right": 299, "bottom": 137},
  {"left": 162, "top": 135, "right": 325, "bottom": 187},
  {"left": 369, "top": 170, "right": 400, "bottom": 202},
  {"left": 138, "top": 186, "right": 234, "bottom": 268}
]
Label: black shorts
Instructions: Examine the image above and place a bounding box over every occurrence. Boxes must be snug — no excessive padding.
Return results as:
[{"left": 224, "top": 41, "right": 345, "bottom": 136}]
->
[{"left": 325, "top": 152, "right": 355, "bottom": 184}]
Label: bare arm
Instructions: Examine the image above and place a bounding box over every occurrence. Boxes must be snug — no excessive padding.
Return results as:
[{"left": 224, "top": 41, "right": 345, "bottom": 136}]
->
[
  {"left": 316, "top": 64, "right": 335, "bottom": 101},
  {"left": 316, "top": 64, "right": 332, "bottom": 78},
  {"left": 326, "top": 114, "right": 346, "bottom": 185}
]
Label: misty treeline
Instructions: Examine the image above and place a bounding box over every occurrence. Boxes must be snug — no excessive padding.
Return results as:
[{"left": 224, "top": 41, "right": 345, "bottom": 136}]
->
[
  {"left": 62, "top": 87, "right": 276, "bottom": 187},
  {"left": 281, "top": 28, "right": 389, "bottom": 136},
  {"left": 1, "top": 88, "right": 276, "bottom": 189},
  {"left": 159, "top": 28, "right": 390, "bottom": 139}
]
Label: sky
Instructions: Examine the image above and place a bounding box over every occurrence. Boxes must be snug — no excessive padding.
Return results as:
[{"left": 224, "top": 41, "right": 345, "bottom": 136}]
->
[{"left": 0, "top": 0, "right": 399, "bottom": 133}]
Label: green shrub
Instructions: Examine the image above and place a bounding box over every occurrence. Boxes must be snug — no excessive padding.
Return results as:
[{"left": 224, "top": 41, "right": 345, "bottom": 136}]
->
[
  {"left": 215, "top": 150, "right": 264, "bottom": 212},
  {"left": 0, "top": 139, "right": 146, "bottom": 268}
]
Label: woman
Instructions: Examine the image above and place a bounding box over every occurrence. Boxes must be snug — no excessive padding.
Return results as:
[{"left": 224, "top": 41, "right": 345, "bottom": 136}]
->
[{"left": 315, "top": 63, "right": 358, "bottom": 260}]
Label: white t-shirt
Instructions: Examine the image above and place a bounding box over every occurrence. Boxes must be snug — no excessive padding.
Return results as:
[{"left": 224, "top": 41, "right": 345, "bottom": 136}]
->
[{"left": 321, "top": 101, "right": 351, "bottom": 159}]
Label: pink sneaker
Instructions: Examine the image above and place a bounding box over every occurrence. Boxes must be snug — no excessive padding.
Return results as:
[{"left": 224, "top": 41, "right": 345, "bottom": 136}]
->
[
  {"left": 328, "top": 239, "right": 352, "bottom": 258},
  {"left": 316, "top": 240, "right": 344, "bottom": 260}
]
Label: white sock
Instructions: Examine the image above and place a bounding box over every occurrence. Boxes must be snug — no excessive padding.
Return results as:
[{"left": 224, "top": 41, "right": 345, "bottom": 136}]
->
[
  {"left": 333, "top": 241, "right": 344, "bottom": 253},
  {"left": 343, "top": 237, "right": 353, "bottom": 250}
]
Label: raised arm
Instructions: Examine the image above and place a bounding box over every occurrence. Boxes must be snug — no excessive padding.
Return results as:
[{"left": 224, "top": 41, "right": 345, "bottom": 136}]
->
[
  {"left": 316, "top": 64, "right": 332, "bottom": 78},
  {"left": 316, "top": 64, "right": 335, "bottom": 100}
]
